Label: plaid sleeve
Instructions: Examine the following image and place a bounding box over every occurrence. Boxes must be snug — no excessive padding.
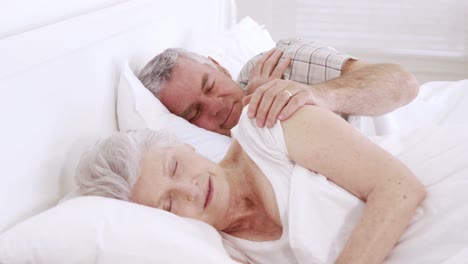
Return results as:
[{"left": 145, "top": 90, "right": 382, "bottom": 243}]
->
[
  {"left": 236, "top": 38, "right": 355, "bottom": 91},
  {"left": 236, "top": 57, "right": 257, "bottom": 91}
]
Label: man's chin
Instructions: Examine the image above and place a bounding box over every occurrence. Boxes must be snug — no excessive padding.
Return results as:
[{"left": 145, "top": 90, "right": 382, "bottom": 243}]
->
[
  {"left": 221, "top": 130, "right": 231, "bottom": 137},
  {"left": 227, "top": 103, "right": 242, "bottom": 129},
  {"left": 217, "top": 123, "right": 234, "bottom": 137}
]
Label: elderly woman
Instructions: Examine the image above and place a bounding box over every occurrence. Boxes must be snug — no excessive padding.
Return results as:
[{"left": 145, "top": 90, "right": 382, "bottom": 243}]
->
[{"left": 76, "top": 105, "right": 468, "bottom": 264}]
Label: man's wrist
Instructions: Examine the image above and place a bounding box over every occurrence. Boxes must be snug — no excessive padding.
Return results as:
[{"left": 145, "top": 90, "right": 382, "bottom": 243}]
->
[{"left": 308, "top": 83, "right": 338, "bottom": 113}]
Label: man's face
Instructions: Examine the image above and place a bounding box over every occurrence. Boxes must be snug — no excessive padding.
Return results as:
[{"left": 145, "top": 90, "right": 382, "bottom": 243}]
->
[{"left": 158, "top": 57, "right": 245, "bottom": 136}]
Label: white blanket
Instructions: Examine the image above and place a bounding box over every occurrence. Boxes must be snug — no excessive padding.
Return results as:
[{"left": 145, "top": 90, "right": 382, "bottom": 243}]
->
[
  {"left": 349, "top": 80, "right": 468, "bottom": 136},
  {"left": 289, "top": 80, "right": 468, "bottom": 264}
]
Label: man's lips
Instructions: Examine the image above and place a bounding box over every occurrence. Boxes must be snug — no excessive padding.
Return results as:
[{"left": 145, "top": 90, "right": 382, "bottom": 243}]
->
[{"left": 204, "top": 177, "right": 213, "bottom": 209}]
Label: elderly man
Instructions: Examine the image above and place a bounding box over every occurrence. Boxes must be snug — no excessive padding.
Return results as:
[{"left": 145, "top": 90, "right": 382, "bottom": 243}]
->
[{"left": 138, "top": 39, "right": 419, "bottom": 136}]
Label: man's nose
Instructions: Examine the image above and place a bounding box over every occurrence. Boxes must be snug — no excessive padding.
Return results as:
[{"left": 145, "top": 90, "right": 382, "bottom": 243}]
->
[{"left": 202, "top": 96, "right": 223, "bottom": 116}]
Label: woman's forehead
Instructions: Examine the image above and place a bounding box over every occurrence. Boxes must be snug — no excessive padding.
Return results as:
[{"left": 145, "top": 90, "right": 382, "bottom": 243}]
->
[{"left": 141, "top": 144, "right": 192, "bottom": 165}]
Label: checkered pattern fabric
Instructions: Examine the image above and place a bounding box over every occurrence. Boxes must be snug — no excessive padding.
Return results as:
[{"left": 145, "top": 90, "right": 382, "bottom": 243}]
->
[{"left": 237, "top": 38, "right": 354, "bottom": 91}]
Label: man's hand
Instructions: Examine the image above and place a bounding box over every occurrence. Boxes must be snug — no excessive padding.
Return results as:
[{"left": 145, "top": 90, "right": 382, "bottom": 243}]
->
[
  {"left": 246, "top": 48, "right": 291, "bottom": 94},
  {"left": 243, "top": 79, "right": 329, "bottom": 128},
  {"left": 243, "top": 59, "right": 420, "bottom": 128}
]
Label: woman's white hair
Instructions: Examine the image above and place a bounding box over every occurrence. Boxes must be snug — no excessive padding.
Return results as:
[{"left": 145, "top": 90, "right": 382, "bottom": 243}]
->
[
  {"left": 138, "top": 48, "right": 216, "bottom": 96},
  {"left": 75, "top": 129, "right": 181, "bottom": 201}
]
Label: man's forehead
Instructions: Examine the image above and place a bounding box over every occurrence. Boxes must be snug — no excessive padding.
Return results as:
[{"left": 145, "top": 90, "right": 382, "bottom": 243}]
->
[
  {"left": 177, "top": 56, "right": 207, "bottom": 71},
  {"left": 159, "top": 60, "right": 202, "bottom": 115},
  {"left": 170, "top": 57, "right": 209, "bottom": 85}
]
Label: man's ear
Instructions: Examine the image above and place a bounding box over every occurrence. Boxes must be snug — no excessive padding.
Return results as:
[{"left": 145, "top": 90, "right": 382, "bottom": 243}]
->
[{"left": 208, "top": 56, "right": 232, "bottom": 79}]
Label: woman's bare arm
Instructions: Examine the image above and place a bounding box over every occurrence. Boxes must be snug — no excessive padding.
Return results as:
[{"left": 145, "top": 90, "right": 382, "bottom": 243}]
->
[{"left": 281, "top": 105, "right": 426, "bottom": 264}]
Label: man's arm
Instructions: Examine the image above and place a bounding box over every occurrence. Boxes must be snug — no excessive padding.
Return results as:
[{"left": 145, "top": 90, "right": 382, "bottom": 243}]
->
[
  {"left": 244, "top": 59, "right": 419, "bottom": 127},
  {"left": 240, "top": 38, "right": 420, "bottom": 128},
  {"left": 315, "top": 59, "right": 420, "bottom": 117}
]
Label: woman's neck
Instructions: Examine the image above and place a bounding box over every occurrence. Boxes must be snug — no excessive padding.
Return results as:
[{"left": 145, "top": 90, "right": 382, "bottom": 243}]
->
[
  {"left": 218, "top": 141, "right": 259, "bottom": 229},
  {"left": 218, "top": 140, "right": 282, "bottom": 240}
]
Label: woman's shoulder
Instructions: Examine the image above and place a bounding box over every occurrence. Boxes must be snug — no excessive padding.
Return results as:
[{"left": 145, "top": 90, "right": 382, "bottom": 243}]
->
[
  {"left": 231, "top": 106, "right": 288, "bottom": 155},
  {"left": 280, "top": 105, "right": 350, "bottom": 143}
]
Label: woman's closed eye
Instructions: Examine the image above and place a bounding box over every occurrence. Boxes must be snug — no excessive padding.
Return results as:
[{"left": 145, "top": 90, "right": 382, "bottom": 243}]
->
[
  {"left": 172, "top": 160, "right": 178, "bottom": 177},
  {"left": 163, "top": 159, "right": 177, "bottom": 212}
]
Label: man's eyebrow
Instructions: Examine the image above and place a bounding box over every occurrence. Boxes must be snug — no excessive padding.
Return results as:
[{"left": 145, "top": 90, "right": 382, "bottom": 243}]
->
[
  {"left": 180, "top": 73, "right": 207, "bottom": 119},
  {"left": 201, "top": 72, "right": 208, "bottom": 91},
  {"left": 181, "top": 103, "right": 197, "bottom": 119}
]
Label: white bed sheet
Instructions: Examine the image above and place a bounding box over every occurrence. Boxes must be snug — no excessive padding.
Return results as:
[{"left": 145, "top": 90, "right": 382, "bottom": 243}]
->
[{"left": 349, "top": 80, "right": 468, "bottom": 136}]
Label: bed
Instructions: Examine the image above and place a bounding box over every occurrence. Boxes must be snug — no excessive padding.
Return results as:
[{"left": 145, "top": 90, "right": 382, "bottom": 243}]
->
[
  {"left": 1, "top": 0, "right": 467, "bottom": 263},
  {"left": 0, "top": 0, "right": 270, "bottom": 262}
]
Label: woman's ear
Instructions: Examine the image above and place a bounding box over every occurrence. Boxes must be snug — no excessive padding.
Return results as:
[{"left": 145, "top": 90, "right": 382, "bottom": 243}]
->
[{"left": 208, "top": 56, "right": 232, "bottom": 78}]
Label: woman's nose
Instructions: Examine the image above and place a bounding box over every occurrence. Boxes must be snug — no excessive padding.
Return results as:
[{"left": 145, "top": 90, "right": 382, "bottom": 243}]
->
[{"left": 174, "top": 180, "right": 198, "bottom": 201}]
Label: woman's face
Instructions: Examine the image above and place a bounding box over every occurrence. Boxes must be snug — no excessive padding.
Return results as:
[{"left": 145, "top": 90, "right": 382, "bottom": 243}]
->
[{"left": 131, "top": 144, "right": 231, "bottom": 230}]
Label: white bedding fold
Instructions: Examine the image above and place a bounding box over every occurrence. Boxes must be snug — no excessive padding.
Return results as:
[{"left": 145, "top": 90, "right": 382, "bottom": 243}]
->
[{"left": 349, "top": 80, "right": 468, "bottom": 136}]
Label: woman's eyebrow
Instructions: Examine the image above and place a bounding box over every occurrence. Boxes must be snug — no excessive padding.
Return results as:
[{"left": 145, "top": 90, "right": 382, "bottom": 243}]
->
[
  {"left": 156, "top": 152, "right": 170, "bottom": 209},
  {"left": 163, "top": 152, "right": 169, "bottom": 178}
]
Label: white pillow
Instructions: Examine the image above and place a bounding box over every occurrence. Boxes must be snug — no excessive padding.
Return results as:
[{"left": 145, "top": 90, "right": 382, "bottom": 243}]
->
[
  {"left": 0, "top": 196, "right": 237, "bottom": 264},
  {"left": 117, "top": 17, "right": 276, "bottom": 162},
  {"left": 190, "top": 16, "right": 276, "bottom": 79},
  {"left": 117, "top": 59, "right": 231, "bottom": 162},
  {"left": 0, "top": 17, "right": 275, "bottom": 264}
]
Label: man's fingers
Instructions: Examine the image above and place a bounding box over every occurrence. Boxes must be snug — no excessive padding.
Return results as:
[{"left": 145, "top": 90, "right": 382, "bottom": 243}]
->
[
  {"left": 242, "top": 95, "right": 252, "bottom": 106},
  {"left": 261, "top": 49, "right": 283, "bottom": 76},
  {"left": 277, "top": 91, "right": 312, "bottom": 121},
  {"left": 277, "top": 101, "right": 303, "bottom": 122},
  {"left": 264, "top": 90, "right": 294, "bottom": 127},
  {"left": 247, "top": 81, "right": 276, "bottom": 118},
  {"left": 248, "top": 81, "right": 284, "bottom": 125},
  {"left": 254, "top": 82, "right": 289, "bottom": 127},
  {"left": 248, "top": 80, "right": 321, "bottom": 128},
  {"left": 251, "top": 48, "right": 277, "bottom": 78},
  {"left": 272, "top": 56, "right": 291, "bottom": 78}
]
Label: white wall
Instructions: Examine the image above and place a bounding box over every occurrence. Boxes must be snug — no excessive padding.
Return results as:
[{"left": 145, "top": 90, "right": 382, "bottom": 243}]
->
[
  {"left": 0, "top": 0, "right": 127, "bottom": 38},
  {"left": 3, "top": 0, "right": 466, "bottom": 83},
  {"left": 236, "top": 0, "right": 468, "bottom": 84},
  {"left": 236, "top": 0, "right": 295, "bottom": 41}
]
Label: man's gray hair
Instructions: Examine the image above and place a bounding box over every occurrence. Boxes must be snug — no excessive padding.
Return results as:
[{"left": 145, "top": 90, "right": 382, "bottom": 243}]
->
[
  {"left": 75, "top": 129, "right": 181, "bottom": 201},
  {"left": 138, "top": 48, "right": 216, "bottom": 96}
]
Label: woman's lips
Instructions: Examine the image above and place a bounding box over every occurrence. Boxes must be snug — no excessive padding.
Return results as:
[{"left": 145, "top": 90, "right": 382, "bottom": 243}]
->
[{"left": 204, "top": 177, "right": 213, "bottom": 209}]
